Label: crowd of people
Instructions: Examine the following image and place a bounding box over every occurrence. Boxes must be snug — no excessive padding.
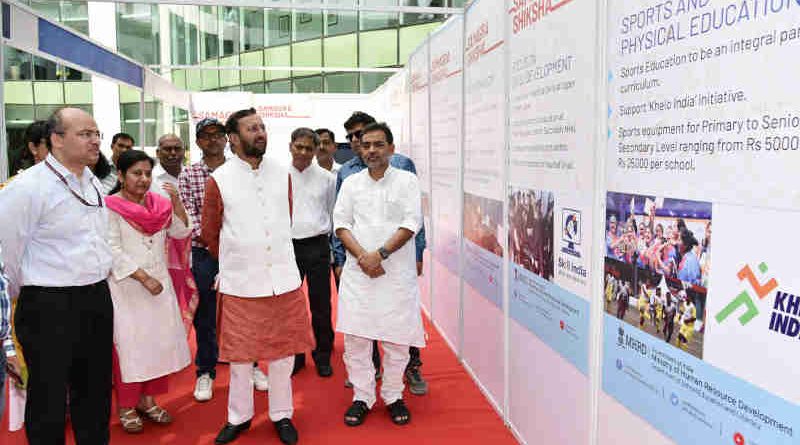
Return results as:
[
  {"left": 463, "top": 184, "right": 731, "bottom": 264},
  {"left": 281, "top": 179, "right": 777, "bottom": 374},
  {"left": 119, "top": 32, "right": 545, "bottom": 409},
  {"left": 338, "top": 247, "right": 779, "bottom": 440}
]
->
[
  {"left": 605, "top": 205, "right": 711, "bottom": 289},
  {"left": 0, "top": 107, "right": 429, "bottom": 445},
  {"left": 509, "top": 189, "right": 554, "bottom": 280},
  {"left": 605, "top": 274, "right": 700, "bottom": 355}
]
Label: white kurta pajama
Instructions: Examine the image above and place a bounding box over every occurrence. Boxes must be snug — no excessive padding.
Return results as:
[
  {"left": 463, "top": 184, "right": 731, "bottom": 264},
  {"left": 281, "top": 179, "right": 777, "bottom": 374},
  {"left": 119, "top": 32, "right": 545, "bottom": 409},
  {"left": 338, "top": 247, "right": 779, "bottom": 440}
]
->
[
  {"left": 333, "top": 166, "right": 425, "bottom": 407},
  {"left": 201, "top": 156, "right": 314, "bottom": 425},
  {"left": 108, "top": 210, "right": 192, "bottom": 383}
]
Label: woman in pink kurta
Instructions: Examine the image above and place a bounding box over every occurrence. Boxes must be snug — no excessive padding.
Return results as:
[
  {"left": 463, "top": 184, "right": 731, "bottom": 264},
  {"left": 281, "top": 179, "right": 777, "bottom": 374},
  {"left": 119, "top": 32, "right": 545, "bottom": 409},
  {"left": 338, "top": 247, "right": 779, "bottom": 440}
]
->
[{"left": 106, "top": 150, "right": 195, "bottom": 434}]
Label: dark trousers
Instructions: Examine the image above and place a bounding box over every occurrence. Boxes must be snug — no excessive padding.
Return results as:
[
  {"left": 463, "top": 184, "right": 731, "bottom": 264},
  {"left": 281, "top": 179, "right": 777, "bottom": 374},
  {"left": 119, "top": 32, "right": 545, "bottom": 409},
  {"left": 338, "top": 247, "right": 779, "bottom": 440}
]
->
[
  {"left": 192, "top": 247, "right": 219, "bottom": 378},
  {"left": 15, "top": 281, "right": 113, "bottom": 445},
  {"left": 293, "top": 235, "right": 335, "bottom": 366}
]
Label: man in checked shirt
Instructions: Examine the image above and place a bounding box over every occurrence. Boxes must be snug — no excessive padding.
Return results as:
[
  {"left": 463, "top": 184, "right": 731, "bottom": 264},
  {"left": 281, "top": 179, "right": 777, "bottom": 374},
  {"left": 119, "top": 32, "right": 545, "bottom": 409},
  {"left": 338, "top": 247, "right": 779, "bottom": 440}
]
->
[{"left": 179, "top": 118, "right": 270, "bottom": 401}]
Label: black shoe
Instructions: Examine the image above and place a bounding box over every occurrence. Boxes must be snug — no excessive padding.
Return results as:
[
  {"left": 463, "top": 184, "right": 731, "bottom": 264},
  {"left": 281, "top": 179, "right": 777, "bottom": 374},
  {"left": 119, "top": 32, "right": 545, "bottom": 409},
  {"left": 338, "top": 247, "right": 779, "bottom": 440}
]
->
[
  {"left": 273, "top": 418, "right": 298, "bottom": 445},
  {"left": 214, "top": 420, "right": 251, "bottom": 444},
  {"left": 292, "top": 354, "right": 306, "bottom": 376},
  {"left": 317, "top": 363, "right": 333, "bottom": 377}
]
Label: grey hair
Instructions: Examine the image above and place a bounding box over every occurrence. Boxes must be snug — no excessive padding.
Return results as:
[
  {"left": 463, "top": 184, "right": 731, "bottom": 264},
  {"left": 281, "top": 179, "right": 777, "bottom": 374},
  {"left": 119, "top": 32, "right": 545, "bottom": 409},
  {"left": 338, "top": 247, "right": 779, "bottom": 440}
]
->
[{"left": 290, "top": 127, "right": 320, "bottom": 146}]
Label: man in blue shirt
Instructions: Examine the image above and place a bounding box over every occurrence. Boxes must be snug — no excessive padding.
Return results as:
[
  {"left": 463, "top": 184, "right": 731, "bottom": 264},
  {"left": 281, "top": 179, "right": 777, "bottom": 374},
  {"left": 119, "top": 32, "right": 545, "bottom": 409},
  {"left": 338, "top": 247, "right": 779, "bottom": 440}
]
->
[{"left": 333, "top": 111, "right": 428, "bottom": 396}]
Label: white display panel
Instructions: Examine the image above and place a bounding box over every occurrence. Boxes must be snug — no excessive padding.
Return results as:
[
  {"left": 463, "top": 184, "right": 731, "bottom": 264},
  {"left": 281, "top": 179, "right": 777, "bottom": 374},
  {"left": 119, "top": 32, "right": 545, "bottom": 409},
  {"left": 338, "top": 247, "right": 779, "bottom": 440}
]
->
[
  {"left": 603, "top": 2, "right": 800, "bottom": 445},
  {"left": 429, "top": 17, "right": 464, "bottom": 350},
  {"left": 460, "top": 0, "right": 507, "bottom": 412},
  {"left": 408, "top": 44, "right": 433, "bottom": 312}
]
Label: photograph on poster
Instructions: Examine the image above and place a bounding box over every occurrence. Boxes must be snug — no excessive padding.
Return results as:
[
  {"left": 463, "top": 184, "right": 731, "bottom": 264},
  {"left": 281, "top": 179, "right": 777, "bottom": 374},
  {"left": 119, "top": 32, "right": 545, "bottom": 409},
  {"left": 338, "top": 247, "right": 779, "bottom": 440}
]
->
[
  {"left": 604, "top": 259, "right": 706, "bottom": 359},
  {"left": 605, "top": 192, "right": 711, "bottom": 288},
  {"left": 464, "top": 192, "right": 504, "bottom": 256},
  {"left": 604, "top": 192, "right": 711, "bottom": 360},
  {"left": 509, "top": 187, "right": 554, "bottom": 281}
]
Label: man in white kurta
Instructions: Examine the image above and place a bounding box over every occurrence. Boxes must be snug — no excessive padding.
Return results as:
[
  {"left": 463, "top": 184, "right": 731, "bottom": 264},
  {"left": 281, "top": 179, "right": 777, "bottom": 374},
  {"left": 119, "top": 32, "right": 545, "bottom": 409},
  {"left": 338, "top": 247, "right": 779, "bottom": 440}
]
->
[{"left": 333, "top": 122, "right": 424, "bottom": 426}]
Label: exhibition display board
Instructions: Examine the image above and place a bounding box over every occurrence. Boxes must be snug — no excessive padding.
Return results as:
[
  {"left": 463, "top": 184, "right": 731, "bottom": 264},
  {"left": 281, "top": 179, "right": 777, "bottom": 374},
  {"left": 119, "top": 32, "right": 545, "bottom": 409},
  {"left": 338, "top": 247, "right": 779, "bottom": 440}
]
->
[
  {"left": 601, "top": 2, "right": 800, "bottom": 445},
  {"left": 387, "top": 0, "right": 800, "bottom": 444},
  {"left": 428, "top": 17, "right": 464, "bottom": 351},
  {"left": 460, "top": 0, "right": 508, "bottom": 410}
]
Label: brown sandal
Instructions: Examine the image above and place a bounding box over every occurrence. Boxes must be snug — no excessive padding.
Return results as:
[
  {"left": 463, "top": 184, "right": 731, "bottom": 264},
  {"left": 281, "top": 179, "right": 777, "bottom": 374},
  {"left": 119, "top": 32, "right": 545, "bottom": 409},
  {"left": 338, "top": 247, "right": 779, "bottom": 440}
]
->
[
  {"left": 136, "top": 404, "right": 173, "bottom": 424},
  {"left": 119, "top": 408, "right": 144, "bottom": 434}
]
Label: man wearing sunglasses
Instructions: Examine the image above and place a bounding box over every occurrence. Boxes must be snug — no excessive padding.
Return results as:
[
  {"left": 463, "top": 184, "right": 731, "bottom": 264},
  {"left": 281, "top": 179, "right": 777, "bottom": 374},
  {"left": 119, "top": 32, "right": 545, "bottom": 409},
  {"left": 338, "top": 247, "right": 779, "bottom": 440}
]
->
[
  {"left": 0, "top": 107, "right": 114, "bottom": 444},
  {"left": 332, "top": 111, "right": 429, "bottom": 396}
]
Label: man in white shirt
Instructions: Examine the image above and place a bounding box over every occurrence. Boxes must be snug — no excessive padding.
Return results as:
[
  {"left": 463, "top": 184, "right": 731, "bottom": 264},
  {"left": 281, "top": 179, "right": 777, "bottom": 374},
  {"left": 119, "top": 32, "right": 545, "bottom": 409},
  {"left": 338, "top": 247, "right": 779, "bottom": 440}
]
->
[
  {"left": 0, "top": 107, "right": 114, "bottom": 445},
  {"left": 150, "top": 133, "right": 185, "bottom": 196},
  {"left": 289, "top": 128, "right": 336, "bottom": 378},
  {"left": 314, "top": 128, "right": 341, "bottom": 174},
  {"left": 333, "top": 122, "right": 424, "bottom": 427}
]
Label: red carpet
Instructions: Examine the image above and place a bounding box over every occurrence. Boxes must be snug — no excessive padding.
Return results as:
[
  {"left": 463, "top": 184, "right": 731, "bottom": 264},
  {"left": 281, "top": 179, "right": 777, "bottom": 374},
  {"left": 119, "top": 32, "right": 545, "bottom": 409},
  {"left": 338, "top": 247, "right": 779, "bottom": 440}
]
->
[{"left": 1, "top": 315, "right": 517, "bottom": 445}]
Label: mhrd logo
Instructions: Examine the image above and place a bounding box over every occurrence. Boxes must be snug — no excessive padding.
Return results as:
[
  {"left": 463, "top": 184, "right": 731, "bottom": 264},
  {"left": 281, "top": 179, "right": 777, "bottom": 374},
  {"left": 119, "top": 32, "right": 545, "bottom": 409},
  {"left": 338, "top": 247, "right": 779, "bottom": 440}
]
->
[{"left": 715, "top": 263, "right": 778, "bottom": 326}]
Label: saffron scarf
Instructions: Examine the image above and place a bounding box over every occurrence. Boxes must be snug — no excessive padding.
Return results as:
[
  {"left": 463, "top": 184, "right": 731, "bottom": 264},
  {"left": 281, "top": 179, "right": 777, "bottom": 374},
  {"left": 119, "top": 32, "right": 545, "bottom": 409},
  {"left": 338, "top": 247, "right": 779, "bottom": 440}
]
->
[{"left": 105, "top": 192, "right": 199, "bottom": 335}]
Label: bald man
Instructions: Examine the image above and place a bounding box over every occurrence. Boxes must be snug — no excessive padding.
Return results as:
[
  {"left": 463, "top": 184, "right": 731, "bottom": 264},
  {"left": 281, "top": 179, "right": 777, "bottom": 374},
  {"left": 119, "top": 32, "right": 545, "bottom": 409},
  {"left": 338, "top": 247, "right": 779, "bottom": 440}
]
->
[
  {"left": 0, "top": 107, "right": 114, "bottom": 444},
  {"left": 151, "top": 133, "right": 186, "bottom": 196}
]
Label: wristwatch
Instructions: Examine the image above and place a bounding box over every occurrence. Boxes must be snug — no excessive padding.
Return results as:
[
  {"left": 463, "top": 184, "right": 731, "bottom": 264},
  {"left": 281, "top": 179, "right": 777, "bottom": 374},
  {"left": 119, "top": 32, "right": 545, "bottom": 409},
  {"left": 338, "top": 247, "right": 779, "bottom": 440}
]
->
[{"left": 378, "top": 247, "right": 391, "bottom": 260}]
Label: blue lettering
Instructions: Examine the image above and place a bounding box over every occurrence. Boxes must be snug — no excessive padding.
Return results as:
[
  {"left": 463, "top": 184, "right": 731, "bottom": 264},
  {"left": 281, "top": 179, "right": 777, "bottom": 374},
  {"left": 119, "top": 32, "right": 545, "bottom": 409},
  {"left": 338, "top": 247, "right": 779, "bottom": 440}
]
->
[
  {"left": 787, "top": 294, "right": 800, "bottom": 316},
  {"left": 774, "top": 291, "right": 788, "bottom": 311}
]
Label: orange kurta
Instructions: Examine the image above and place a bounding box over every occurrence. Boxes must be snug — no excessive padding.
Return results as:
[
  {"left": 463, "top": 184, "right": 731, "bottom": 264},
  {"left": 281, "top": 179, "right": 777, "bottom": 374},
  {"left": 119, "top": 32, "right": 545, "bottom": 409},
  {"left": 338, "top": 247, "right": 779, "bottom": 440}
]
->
[{"left": 201, "top": 177, "right": 314, "bottom": 362}]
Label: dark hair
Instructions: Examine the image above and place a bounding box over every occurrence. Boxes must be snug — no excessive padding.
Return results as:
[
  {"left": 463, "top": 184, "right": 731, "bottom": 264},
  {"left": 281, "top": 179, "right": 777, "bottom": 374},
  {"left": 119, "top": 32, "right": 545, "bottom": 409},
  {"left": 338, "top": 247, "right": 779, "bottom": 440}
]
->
[
  {"left": 343, "top": 111, "right": 376, "bottom": 131},
  {"left": 14, "top": 120, "right": 49, "bottom": 172},
  {"left": 108, "top": 150, "right": 154, "bottom": 195},
  {"left": 45, "top": 108, "right": 68, "bottom": 150},
  {"left": 92, "top": 152, "right": 113, "bottom": 180},
  {"left": 291, "top": 127, "right": 320, "bottom": 145},
  {"left": 112, "top": 132, "right": 135, "bottom": 145},
  {"left": 25, "top": 120, "right": 49, "bottom": 147},
  {"left": 361, "top": 122, "right": 394, "bottom": 145},
  {"left": 315, "top": 128, "right": 335, "bottom": 142},
  {"left": 225, "top": 108, "right": 257, "bottom": 135}
]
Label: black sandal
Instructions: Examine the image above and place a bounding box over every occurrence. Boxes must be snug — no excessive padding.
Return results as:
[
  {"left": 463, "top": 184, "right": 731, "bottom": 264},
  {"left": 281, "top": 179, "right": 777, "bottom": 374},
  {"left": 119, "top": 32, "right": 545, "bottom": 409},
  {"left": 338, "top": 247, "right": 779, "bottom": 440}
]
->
[
  {"left": 387, "top": 399, "right": 411, "bottom": 425},
  {"left": 344, "top": 400, "right": 370, "bottom": 426}
]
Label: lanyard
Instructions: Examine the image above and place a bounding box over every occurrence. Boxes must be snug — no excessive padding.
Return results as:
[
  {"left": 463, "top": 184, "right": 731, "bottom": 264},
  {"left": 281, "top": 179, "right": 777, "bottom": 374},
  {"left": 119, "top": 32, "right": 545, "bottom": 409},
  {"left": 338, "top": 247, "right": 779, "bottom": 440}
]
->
[{"left": 44, "top": 160, "right": 104, "bottom": 208}]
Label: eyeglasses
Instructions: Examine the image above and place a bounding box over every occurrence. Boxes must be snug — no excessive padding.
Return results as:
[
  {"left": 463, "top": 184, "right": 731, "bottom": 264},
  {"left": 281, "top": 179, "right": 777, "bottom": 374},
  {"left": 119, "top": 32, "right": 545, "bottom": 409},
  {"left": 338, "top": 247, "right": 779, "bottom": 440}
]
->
[
  {"left": 345, "top": 130, "right": 363, "bottom": 141},
  {"left": 56, "top": 130, "right": 103, "bottom": 141},
  {"left": 198, "top": 132, "right": 226, "bottom": 141}
]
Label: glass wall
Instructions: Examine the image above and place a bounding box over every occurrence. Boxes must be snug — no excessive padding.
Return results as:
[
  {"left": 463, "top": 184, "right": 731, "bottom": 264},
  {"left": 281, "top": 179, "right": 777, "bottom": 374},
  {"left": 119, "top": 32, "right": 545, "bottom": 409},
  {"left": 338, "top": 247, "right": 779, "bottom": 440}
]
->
[
  {"left": 165, "top": 6, "right": 450, "bottom": 94},
  {"left": 116, "top": 4, "right": 160, "bottom": 66}
]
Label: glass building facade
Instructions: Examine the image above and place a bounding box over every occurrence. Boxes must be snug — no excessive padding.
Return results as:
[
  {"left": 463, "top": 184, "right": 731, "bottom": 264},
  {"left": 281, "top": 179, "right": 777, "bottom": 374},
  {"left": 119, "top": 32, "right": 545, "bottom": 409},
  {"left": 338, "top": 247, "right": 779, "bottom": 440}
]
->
[{"left": 3, "top": 1, "right": 462, "bottom": 167}]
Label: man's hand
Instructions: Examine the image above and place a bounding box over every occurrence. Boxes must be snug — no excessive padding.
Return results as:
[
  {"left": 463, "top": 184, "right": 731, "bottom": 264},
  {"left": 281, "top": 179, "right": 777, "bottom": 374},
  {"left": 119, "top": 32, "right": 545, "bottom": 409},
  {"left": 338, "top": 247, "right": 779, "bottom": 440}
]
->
[
  {"left": 358, "top": 251, "right": 385, "bottom": 278},
  {"left": 6, "top": 355, "right": 23, "bottom": 386},
  {"left": 142, "top": 277, "right": 164, "bottom": 296},
  {"left": 417, "top": 261, "right": 424, "bottom": 276},
  {"left": 334, "top": 265, "right": 343, "bottom": 280}
]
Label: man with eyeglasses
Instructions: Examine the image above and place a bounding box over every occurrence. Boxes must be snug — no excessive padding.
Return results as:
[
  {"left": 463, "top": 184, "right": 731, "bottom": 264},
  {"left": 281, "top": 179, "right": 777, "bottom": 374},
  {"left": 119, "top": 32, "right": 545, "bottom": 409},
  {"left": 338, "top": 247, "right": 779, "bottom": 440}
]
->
[
  {"left": 179, "top": 120, "right": 269, "bottom": 400},
  {"left": 334, "top": 122, "right": 424, "bottom": 427},
  {"left": 333, "top": 111, "right": 429, "bottom": 396},
  {"left": 0, "top": 107, "right": 114, "bottom": 444},
  {"left": 201, "top": 109, "right": 314, "bottom": 445},
  {"left": 176, "top": 119, "right": 226, "bottom": 402}
]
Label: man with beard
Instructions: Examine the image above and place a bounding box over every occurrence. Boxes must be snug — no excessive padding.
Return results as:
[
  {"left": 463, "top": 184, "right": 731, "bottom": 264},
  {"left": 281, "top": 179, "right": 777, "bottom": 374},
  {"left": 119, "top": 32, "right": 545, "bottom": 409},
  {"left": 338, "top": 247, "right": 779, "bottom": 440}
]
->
[
  {"left": 332, "top": 111, "right": 428, "bottom": 395},
  {"left": 334, "top": 122, "right": 424, "bottom": 427},
  {"left": 201, "top": 108, "right": 314, "bottom": 445}
]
